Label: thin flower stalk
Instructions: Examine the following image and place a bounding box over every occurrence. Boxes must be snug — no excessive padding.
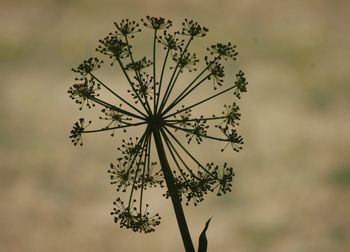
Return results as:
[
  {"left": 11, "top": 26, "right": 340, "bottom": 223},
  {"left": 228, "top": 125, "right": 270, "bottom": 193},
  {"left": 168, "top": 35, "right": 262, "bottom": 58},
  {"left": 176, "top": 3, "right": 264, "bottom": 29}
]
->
[{"left": 157, "top": 37, "right": 193, "bottom": 114}]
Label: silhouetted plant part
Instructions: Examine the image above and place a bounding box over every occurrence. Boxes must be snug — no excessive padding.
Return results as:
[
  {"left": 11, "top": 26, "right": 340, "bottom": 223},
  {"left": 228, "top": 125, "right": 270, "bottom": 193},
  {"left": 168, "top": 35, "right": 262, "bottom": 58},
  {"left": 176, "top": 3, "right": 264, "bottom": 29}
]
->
[
  {"left": 69, "top": 118, "right": 91, "bottom": 146},
  {"left": 100, "top": 105, "right": 132, "bottom": 135},
  {"left": 67, "top": 78, "right": 100, "bottom": 110},
  {"left": 234, "top": 70, "right": 248, "bottom": 99},
  {"left": 68, "top": 16, "right": 248, "bottom": 252}
]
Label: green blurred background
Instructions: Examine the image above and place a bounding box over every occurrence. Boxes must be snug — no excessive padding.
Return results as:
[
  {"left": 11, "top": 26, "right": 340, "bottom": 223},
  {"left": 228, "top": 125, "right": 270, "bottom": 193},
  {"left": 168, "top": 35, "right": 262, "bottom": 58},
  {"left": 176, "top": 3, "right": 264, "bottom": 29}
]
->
[{"left": 1, "top": 0, "right": 349, "bottom": 251}]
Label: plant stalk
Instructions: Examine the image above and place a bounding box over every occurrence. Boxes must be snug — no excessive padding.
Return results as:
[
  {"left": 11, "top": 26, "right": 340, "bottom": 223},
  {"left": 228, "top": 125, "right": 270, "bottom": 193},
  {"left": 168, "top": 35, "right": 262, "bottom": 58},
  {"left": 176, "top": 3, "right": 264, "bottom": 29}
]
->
[{"left": 151, "top": 124, "right": 195, "bottom": 252}]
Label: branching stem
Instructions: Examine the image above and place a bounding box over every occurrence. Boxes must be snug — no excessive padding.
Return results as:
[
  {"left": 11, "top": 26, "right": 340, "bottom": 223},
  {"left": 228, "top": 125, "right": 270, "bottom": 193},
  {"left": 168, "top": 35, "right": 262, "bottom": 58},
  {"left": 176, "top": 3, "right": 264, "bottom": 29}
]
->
[{"left": 151, "top": 124, "right": 195, "bottom": 252}]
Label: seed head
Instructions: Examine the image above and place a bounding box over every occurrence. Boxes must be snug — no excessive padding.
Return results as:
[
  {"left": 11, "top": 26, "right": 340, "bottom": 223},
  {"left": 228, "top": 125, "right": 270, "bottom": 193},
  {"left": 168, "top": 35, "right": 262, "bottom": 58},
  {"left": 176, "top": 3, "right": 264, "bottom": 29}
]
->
[{"left": 68, "top": 17, "right": 248, "bottom": 234}]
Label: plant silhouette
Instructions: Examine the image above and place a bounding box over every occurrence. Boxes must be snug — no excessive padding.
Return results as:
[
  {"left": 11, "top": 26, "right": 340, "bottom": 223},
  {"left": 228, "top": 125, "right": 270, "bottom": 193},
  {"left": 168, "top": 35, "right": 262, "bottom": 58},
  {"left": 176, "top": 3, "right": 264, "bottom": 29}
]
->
[{"left": 68, "top": 16, "right": 248, "bottom": 252}]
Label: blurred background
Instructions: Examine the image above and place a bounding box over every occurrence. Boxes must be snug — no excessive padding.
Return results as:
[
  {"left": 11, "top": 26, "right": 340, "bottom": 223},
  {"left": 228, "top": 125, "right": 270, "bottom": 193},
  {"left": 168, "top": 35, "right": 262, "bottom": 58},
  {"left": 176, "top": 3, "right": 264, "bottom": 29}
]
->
[{"left": 1, "top": 0, "right": 349, "bottom": 251}]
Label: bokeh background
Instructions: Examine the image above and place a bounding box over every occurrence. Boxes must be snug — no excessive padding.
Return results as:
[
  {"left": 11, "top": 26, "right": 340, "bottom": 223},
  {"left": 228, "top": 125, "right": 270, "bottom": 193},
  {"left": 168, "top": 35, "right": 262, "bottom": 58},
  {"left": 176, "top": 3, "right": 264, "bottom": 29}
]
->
[{"left": 1, "top": 0, "right": 349, "bottom": 251}]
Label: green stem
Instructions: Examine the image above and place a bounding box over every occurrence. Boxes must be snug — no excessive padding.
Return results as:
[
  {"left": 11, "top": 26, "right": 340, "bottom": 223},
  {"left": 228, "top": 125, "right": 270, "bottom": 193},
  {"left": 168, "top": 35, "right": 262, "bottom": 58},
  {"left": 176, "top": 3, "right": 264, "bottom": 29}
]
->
[{"left": 151, "top": 124, "right": 195, "bottom": 252}]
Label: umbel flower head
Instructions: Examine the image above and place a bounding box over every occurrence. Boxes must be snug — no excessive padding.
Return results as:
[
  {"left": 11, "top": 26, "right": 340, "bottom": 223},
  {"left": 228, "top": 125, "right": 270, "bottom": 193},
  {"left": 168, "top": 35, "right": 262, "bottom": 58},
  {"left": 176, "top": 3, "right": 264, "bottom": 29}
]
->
[{"left": 68, "top": 16, "right": 248, "bottom": 235}]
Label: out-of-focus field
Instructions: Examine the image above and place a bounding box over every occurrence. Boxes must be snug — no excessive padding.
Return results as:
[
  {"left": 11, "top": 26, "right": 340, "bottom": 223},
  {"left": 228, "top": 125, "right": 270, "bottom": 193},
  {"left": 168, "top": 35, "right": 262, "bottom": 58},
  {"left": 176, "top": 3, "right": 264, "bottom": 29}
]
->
[{"left": 1, "top": 1, "right": 349, "bottom": 251}]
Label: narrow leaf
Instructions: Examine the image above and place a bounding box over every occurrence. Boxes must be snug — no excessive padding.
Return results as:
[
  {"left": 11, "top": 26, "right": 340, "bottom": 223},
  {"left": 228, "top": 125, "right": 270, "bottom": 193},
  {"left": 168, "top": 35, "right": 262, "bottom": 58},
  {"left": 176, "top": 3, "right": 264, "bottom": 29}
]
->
[{"left": 198, "top": 217, "right": 212, "bottom": 252}]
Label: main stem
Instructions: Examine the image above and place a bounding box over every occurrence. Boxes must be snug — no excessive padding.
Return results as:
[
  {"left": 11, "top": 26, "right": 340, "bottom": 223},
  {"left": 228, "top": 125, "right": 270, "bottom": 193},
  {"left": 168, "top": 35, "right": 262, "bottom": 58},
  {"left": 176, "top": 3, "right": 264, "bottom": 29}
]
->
[{"left": 151, "top": 124, "right": 195, "bottom": 252}]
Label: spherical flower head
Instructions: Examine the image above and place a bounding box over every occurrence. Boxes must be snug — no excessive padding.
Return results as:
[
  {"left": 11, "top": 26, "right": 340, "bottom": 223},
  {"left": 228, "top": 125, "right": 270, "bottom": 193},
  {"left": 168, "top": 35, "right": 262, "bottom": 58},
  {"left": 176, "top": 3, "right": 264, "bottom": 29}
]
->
[
  {"left": 157, "top": 31, "right": 184, "bottom": 51},
  {"left": 171, "top": 52, "right": 199, "bottom": 72},
  {"left": 220, "top": 103, "right": 241, "bottom": 127},
  {"left": 108, "top": 159, "right": 134, "bottom": 192},
  {"left": 96, "top": 36, "right": 129, "bottom": 63},
  {"left": 117, "top": 137, "right": 142, "bottom": 162},
  {"left": 69, "top": 118, "right": 91, "bottom": 146},
  {"left": 208, "top": 42, "right": 238, "bottom": 60},
  {"left": 114, "top": 19, "right": 141, "bottom": 38},
  {"left": 141, "top": 16, "right": 172, "bottom": 30},
  {"left": 183, "top": 171, "right": 213, "bottom": 206},
  {"left": 111, "top": 198, "right": 161, "bottom": 233},
  {"left": 129, "top": 73, "right": 154, "bottom": 100},
  {"left": 125, "top": 57, "right": 152, "bottom": 72},
  {"left": 185, "top": 118, "right": 209, "bottom": 144},
  {"left": 71, "top": 57, "right": 103, "bottom": 77},
  {"left": 68, "top": 78, "right": 100, "bottom": 110},
  {"left": 205, "top": 57, "right": 225, "bottom": 90},
  {"left": 181, "top": 19, "right": 209, "bottom": 37},
  {"left": 100, "top": 105, "right": 131, "bottom": 135},
  {"left": 173, "top": 105, "right": 192, "bottom": 128},
  {"left": 212, "top": 163, "right": 234, "bottom": 196},
  {"left": 234, "top": 70, "right": 248, "bottom": 98},
  {"left": 220, "top": 127, "right": 244, "bottom": 152},
  {"left": 68, "top": 17, "right": 248, "bottom": 235}
]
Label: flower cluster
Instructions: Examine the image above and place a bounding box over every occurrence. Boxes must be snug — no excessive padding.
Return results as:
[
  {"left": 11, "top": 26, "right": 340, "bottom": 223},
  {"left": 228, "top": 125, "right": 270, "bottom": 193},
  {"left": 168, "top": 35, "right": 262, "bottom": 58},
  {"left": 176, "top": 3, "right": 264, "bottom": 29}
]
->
[
  {"left": 68, "top": 16, "right": 248, "bottom": 234},
  {"left": 69, "top": 118, "right": 91, "bottom": 146},
  {"left": 181, "top": 19, "right": 209, "bottom": 37},
  {"left": 220, "top": 128, "right": 244, "bottom": 152},
  {"left": 111, "top": 198, "right": 161, "bottom": 233},
  {"left": 206, "top": 58, "right": 225, "bottom": 90},
  {"left": 71, "top": 57, "right": 103, "bottom": 77},
  {"left": 129, "top": 73, "right": 154, "bottom": 100},
  {"left": 171, "top": 52, "right": 199, "bottom": 72},
  {"left": 208, "top": 42, "right": 238, "bottom": 60},
  {"left": 157, "top": 31, "right": 184, "bottom": 51},
  {"left": 125, "top": 57, "right": 152, "bottom": 72},
  {"left": 99, "top": 105, "right": 131, "bottom": 135},
  {"left": 114, "top": 19, "right": 141, "bottom": 38},
  {"left": 234, "top": 70, "right": 248, "bottom": 98},
  {"left": 141, "top": 16, "right": 172, "bottom": 30},
  {"left": 185, "top": 118, "right": 209, "bottom": 144},
  {"left": 218, "top": 103, "right": 241, "bottom": 128},
  {"left": 67, "top": 78, "right": 100, "bottom": 110},
  {"left": 167, "top": 162, "right": 234, "bottom": 206},
  {"left": 96, "top": 36, "right": 129, "bottom": 63}
]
